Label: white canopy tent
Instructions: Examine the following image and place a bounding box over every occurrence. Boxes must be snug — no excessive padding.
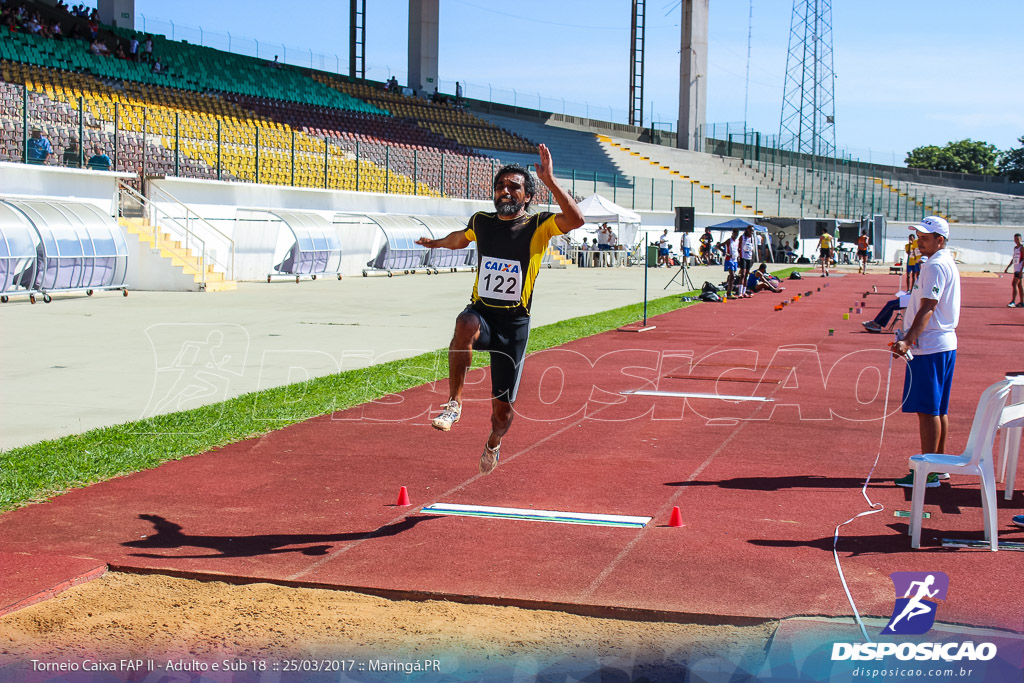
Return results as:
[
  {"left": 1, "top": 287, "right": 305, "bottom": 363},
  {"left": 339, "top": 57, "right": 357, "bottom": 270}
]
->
[{"left": 575, "top": 193, "right": 642, "bottom": 248}]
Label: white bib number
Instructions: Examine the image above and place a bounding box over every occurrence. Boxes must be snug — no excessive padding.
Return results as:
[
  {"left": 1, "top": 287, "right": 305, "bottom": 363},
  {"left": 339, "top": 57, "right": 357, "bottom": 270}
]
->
[{"left": 479, "top": 256, "right": 523, "bottom": 301}]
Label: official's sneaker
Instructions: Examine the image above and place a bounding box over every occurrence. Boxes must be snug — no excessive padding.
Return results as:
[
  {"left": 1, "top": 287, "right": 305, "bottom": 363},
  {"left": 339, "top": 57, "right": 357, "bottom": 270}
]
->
[
  {"left": 1010, "top": 302, "right": 1019, "bottom": 308},
  {"left": 862, "top": 320, "right": 883, "bottom": 333},
  {"left": 431, "top": 399, "right": 461, "bottom": 431},
  {"left": 479, "top": 442, "right": 500, "bottom": 475},
  {"left": 1012, "top": 515, "right": 1024, "bottom": 528},
  {"left": 935, "top": 472, "right": 950, "bottom": 480},
  {"left": 894, "top": 471, "right": 939, "bottom": 488}
]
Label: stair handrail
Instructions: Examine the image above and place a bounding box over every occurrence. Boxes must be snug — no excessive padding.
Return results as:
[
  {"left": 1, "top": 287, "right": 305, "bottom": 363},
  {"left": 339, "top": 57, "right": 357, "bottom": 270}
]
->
[
  {"left": 118, "top": 180, "right": 235, "bottom": 283},
  {"left": 146, "top": 184, "right": 235, "bottom": 282},
  {"left": 118, "top": 181, "right": 210, "bottom": 287}
]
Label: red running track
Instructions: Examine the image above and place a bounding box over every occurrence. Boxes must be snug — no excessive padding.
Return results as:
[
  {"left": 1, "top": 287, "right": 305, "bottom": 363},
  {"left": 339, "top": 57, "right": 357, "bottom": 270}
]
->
[{"left": 1, "top": 272, "right": 1022, "bottom": 633}]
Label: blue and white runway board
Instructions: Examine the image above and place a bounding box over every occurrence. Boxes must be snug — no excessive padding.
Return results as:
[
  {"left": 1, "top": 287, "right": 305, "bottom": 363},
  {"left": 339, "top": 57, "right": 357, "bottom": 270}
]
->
[{"left": 421, "top": 503, "right": 651, "bottom": 528}]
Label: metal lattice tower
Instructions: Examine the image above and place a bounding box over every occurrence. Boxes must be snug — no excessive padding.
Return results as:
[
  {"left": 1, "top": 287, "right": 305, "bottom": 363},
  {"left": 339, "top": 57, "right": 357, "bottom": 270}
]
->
[
  {"left": 629, "top": 0, "right": 645, "bottom": 127},
  {"left": 349, "top": 0, "right": 365, "bottom": 80},
  {"left": 778, "top": 0, "right": 835, "bottom": 163}
]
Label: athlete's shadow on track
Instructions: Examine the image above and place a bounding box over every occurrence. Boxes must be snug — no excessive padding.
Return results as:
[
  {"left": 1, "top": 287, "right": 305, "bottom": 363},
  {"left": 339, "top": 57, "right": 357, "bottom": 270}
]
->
[
  {"left": 666, "top": 475, "right": 892, "bottom": 491},
  {"left": 123, "top": 513, "right": 442, "bottom": 559}
]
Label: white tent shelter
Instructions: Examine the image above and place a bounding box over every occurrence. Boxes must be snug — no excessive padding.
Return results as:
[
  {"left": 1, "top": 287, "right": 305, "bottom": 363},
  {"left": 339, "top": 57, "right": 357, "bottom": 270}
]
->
[{"left": 575, "top": 193, "right": 642, "bottom": 247}]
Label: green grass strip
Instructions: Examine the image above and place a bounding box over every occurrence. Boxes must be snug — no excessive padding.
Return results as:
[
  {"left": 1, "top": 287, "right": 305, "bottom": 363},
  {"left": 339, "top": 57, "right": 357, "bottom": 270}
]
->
[{"left": 0, "top": 266, "right": 807, "bottom": 511}]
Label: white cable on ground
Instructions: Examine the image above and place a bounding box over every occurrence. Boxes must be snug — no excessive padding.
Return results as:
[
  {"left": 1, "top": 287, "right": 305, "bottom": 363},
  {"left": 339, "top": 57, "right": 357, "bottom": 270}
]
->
[{"left": 832, "top": 350, "right": 895, "bottom": 643}]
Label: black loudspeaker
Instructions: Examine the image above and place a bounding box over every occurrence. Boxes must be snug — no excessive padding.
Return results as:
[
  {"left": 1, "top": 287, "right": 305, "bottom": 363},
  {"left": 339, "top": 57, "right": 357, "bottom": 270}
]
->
[{"left": 674, "top": 206, "right": 695, "bottom": 232}]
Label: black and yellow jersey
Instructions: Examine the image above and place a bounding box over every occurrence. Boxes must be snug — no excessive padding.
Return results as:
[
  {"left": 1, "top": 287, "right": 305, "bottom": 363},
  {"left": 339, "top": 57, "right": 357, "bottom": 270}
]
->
[{"left": 464, "top": 211, "right": 563, "bottom": 317}]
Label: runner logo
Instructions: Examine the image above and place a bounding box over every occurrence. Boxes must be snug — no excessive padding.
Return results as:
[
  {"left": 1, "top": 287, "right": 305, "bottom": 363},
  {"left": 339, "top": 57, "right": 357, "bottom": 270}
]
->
[{"left": 881, "top": 571, "right": 948, "bottom": 635}]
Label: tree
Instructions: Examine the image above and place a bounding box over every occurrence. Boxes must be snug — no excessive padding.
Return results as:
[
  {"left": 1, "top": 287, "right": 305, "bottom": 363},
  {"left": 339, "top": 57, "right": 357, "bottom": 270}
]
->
[
  {"left": 998, "top": 136, "right": 1024, "bottom": 183},
  {"left": 905, "top": 139, "right": 999, "bottom": 175}
]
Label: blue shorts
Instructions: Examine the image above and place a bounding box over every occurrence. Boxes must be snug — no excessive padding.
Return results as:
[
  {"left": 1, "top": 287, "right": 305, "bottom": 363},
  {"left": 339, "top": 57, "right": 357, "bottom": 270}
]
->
[
  {"left": 902, "top": 350, "right": 956, "bottom": 416},
  {"left": 723, "top": 260, "right": 738, "bottom": 272},
  {"left": 908, "top": 263, "right": 920, "bottom": 274},
  {"left": 659, "top": 248, "right": 669, "bottom": 256},
  {"left": 683, "top": 247, "right": 691, "bottom": 257}
]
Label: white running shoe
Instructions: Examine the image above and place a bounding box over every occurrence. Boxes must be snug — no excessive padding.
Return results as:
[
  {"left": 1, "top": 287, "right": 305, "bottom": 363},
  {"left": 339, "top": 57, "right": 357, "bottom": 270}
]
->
[
  {"left": 431, "top": 399, "right": 461, "bottom": 431},
  {"left": 479, "top": 442, "right": 500, "bottom": 475}
]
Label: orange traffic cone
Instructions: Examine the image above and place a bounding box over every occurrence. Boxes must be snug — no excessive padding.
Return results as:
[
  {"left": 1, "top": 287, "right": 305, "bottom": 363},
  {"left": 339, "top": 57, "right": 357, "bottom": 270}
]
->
[
  {"left": 396, "top": 486, "right": 410, "bottom": 506},
  {"left": 668, "top": 506, "right": 683, "bottom": 527}
]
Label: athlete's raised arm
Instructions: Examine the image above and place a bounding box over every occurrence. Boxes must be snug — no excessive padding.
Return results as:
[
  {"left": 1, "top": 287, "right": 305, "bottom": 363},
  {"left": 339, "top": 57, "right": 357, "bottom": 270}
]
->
[{"left": 534, "top": 144, "right": 584, "bottom": 234}]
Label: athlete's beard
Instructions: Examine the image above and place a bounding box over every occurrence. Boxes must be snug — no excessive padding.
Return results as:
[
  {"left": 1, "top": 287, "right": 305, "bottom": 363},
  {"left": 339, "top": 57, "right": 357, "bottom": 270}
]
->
[{"left": 495, "top": 196, "right": 525, "bottom": 217}]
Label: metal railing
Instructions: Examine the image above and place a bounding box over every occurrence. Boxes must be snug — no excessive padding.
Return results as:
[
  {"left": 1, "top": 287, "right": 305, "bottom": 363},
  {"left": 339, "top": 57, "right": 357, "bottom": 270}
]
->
[{"left": 118, "top": 180, "right": 235, "bottom": 287}]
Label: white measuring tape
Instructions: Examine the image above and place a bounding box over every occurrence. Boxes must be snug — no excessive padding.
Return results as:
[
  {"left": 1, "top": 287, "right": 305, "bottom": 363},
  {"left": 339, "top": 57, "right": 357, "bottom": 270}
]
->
[{"left": 832, "top": 348, "right": 897, "bottom": 643}]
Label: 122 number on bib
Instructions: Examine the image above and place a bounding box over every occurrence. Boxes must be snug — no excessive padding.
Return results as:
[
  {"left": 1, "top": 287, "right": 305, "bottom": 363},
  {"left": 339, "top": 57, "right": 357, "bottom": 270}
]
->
[{"left": 479, "top": 256, "right": 522, "bottom": 301}]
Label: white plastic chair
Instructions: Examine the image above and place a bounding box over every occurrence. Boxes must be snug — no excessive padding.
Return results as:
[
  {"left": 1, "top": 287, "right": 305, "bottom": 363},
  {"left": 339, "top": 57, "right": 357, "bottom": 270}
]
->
[
  {"left": 997, "top": 375, "right": 1024, "bottom": 501},
  {"left": 908, "top": 380, "right": 1013, "bottom": 550}
]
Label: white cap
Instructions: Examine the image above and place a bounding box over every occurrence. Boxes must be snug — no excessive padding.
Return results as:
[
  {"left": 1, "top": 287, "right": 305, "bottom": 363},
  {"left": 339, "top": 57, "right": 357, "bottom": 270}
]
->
[{"left": 910, "top": 216, "right": 949, "bottom": 239}]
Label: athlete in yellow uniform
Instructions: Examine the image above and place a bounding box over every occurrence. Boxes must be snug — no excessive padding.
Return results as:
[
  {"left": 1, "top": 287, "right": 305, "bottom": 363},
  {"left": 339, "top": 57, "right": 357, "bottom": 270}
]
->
[
  {"left": 905, "top": 233, "right": 921, "bottom": 291},
  {"left": 817, "top": 229, "right": 834, "bottom": 277},
  {"left": 416, "top": 144, "right": 584, "bottom": 474}
]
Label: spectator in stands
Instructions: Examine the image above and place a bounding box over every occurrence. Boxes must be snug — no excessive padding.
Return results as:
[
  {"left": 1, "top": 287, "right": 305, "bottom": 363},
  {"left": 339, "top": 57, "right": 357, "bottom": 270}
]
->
[
  {"left": 90, "top": 38, "right": 110, "bottom": 57},
  {"left": 87, "top": 18, "right": 98, "bottom": 40},
  {"left": 86, "top": 145, "right": 112, "bottom": 171},
  {"left": 578, "top": 237, "right": 590, "bottom": 268},
  {"left": 62, "top": 137, "right": 81, "bottom": 167},
  {"left": 269, "top": 55, "right": 283, "bottom": 69},
  {"left": 455, "top": 81, "right": 463, "bottom": 104},
  {"left": 114, "top": 42, "right": 128, "bottom": 60},
  {"left": 26, "top": 128, "right": 53, "bottom": 165},
  {"left": 50, "top": 19, "right": 63, "bottom": 39},
  {"left": 142, "top": 35, "right": 154, "bottom": 62},
  {"left": 151, "top": 59, "right": 163, "bottom": 74},
  {"left": 128, "top": 36, "right": 139, "bottom": 61}
]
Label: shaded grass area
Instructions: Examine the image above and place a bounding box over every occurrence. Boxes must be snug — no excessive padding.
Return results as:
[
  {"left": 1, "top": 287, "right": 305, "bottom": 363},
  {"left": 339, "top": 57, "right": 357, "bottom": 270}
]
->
[{"left": 0, "top": 266, "right": 805, "bottom": 511}]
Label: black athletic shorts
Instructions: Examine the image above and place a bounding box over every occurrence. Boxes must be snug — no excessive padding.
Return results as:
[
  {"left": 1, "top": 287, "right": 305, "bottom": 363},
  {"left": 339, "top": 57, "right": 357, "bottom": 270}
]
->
[
  {"left": 738, "top": 257, "right": 753, "bottom": 271},
  {"left": 465, "top": 303, "right": 530, "bottom": 403}
]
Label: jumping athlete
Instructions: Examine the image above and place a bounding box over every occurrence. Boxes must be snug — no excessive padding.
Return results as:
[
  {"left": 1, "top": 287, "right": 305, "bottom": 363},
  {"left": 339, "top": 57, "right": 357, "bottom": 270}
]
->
[
  {"left": 416, "top": 144, "right": 584, "bottom": 474},
  {"left": 817, "top": 228, "right": 833, "bottom": 277}
]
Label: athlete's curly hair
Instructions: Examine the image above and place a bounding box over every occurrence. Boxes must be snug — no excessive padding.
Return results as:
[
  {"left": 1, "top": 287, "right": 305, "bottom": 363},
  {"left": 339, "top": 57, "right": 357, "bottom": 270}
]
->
[{"left": 493, "top": 164, "right": 537, "bottom": 208}]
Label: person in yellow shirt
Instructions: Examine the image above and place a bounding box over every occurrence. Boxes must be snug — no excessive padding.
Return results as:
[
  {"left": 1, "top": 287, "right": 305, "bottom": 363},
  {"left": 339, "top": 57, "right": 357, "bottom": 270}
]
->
[
  {"left": 905, "top": 233, "right": 921, "bottom": 291},
  {"left": 817, "top": 228, "right": 834, "bottom": 277}
]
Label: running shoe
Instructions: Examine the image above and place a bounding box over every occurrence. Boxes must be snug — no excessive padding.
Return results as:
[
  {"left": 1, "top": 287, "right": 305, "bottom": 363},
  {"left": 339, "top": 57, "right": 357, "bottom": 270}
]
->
[
  {"left": 935, "top": 472, "right": 950, "bottom": 480},
  {"left": 479, "top": 442, "right": 500, "bottom": 475},
  {"left": 431, "top": 399, "right": 461, "bottom": 431},
  {"left": 1013, "top": 515, "right": 1024, "bottom": 528},
  {"left": 862, "top": 320, "right": 883, "bottom": 333},
  {"left": 1010, "top": 302, "right": 1019, "bottom": 308},
  {"left": 894, "top": 471, "right": 939, "bottom": 488}
]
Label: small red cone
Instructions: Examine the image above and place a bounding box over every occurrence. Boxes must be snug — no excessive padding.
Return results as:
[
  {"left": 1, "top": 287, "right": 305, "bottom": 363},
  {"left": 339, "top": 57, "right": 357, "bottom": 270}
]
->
[
  {"left": 668, "top": 506, "right": 683, "bottom": 527},
  {"left": 396, "top": 486, "right": 410, "bottom": 506}
]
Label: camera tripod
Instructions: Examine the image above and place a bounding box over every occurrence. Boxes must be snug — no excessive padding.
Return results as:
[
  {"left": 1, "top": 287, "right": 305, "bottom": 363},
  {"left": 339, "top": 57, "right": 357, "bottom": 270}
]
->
[{"left": 664, "top": 255, "right": 696, "bottom": 291}]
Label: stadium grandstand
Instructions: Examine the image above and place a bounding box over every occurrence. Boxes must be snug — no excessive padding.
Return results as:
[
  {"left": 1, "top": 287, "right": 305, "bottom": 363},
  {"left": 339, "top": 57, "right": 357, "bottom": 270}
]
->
[{"left": 1, "top": 0, "right": 1022, "bottom": 300}]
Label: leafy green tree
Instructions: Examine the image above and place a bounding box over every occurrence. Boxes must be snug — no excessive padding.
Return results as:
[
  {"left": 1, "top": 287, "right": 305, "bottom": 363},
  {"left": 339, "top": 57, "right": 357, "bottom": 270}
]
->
[
  {"left": 998, "top": 136, "right": 1024, "bottom": 183},
  {"left": 905, "top": 139, "right": 999, "bottom": 175}
]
